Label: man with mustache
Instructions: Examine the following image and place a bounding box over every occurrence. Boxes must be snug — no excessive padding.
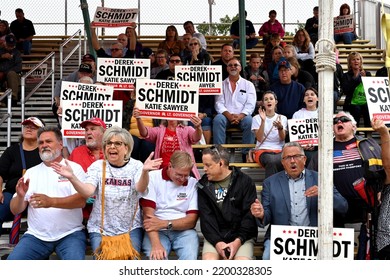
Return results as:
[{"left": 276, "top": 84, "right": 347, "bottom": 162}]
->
[
  {"left": 250, "top": 141, "right": 347, "bottom": 260},
  {"left": 7, "top": 126, "right": 87, "bottom": 260}
]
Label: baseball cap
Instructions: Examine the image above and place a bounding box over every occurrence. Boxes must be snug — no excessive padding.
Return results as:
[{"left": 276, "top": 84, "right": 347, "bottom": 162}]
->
[
  {"left": 80, "top": 117, "right": 107, "bottom": 129},
  {"left": 21, "top": 117, "right": 45, "bottom": 128},
  {"left": 82, "top": 53, "right": 96, "bottom": 62},
  {"left": 5, "top": 34, "right": 16, "bottom": 46},
  {"left": 277, "top": 60, "right": 291, "bottom": 70},
  {"left": 78, "top": 63, "right": 93, "bottom": 73}
]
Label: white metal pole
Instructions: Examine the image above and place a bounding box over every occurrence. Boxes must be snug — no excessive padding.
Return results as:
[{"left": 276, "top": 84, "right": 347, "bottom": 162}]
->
[{"left": 317, "top": 0, "right": 335, "bottom": 260}]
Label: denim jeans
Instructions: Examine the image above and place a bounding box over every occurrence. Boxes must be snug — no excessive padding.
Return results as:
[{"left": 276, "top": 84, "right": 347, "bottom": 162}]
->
[
  {"left": 334, "top": 32, "right": 356, "bottom": 44},
  {"left": 7, "top": 230, "right": 87, "bottom": 260},
  {"left": 213, "top": 113, "right": 254, "bottom": 155},
  {"left": 142, "top": 229, "right": 199, "bottom": 260},
  {"left": 233, "top": 38, "right": 259, "bottom": 49},
  {"left": 262, "top": 239, "right": 271, "bottom": 260},
  {"left": 0, "top": 192, "right": 15, "bottom": 235},
  {"left": 89, "top": 227, "right": 144, "bottom": 257}
]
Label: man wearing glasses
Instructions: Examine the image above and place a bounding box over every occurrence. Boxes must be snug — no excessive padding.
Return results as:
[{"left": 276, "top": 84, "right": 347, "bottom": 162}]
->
[
  {"left": 251, "top": 141, "right": 347, "bottom": 260},
  {"left": 150, "top": 49, "right": 169, "bottom": 79},
  {"left": 140, "top": 151, "right": 199, "bottom": 260},
  {"left": 156, "top": 54, "right": 182, "bottom": 80},
  {"left": 197, "top": 145, "right": 258, "bottom": 260},
  {"left": 213, "top": 57, "right": 256, "bottom": 163},
  {"left": 90, "top": 22, "right": 136, "bottom": 59}
]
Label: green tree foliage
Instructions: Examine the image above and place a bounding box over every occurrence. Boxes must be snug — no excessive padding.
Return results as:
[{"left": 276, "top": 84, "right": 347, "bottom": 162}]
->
[{"left": 197, "top": 14, "right": 239, "bottom": 36}]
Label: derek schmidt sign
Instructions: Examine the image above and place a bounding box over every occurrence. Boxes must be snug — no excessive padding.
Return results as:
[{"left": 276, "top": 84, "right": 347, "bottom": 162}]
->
[
  {"left": 97, "top": 57, "right": 150, "bottom": 90},
  {"left": 362, "top": 77, "right": 390, "bottom": 124},
  {"left": 136, "top": 79, "right": 199, "bottom": 120},
  {"left": 92, "top": 7, "right": 138, "bottom": 27},
  {"left": 270, "top": 225, "right": 354, "bottom": 260}
]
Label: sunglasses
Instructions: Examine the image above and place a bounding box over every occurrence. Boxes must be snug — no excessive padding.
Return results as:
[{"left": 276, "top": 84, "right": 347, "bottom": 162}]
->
[
  {"left": 227, "top": 63, "right": 240, "bottom": 68},
  {"left": 210, "top": 145, "right": 221, "bottom": 159},
  {"left": 110, "top": 48, "right": 122, "bottom": 52},
  {"left": 333, "top": 116, "right": 351, "bottom": 125},
  {"left": 189, "top": 42, "right": 198, "bottom": 46},
  {"left": 169, "top": 59, "right": 181, "bottom": 63}
]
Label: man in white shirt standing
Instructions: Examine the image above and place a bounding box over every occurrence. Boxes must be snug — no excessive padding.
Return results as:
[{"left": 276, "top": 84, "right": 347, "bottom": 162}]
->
[
  {"left": 7, "top": 126, "right": 87, "bottom": 260},
  {"left": 213, "top": 57, "right": 256, "bottom": 162}
]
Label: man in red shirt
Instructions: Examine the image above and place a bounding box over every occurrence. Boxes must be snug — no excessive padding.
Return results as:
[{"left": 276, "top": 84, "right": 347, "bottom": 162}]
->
[{"left": 69, "top": 117, "right": 106, "bottom": 222}]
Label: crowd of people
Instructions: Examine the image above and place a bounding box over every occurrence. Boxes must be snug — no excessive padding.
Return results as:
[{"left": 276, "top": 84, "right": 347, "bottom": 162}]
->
[{"left": 1, "top": 4, "right": 390, "bottom": 261}]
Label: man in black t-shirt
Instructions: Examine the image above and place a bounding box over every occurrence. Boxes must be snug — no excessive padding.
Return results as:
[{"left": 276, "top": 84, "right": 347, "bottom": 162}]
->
[{"left": 10, "top": 8, "right": 35, "bottom": 55}]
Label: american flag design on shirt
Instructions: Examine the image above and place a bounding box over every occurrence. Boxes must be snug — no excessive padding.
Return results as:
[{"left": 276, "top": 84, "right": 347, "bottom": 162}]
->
[{"left": 333, "top": 147, "right": 361, "bottom": 164}]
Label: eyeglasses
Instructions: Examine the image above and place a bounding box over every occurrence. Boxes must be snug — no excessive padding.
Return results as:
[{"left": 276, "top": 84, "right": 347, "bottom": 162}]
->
[
  {"left": 110, "top": 48, "right": 122, "bottom": 52},
  {"left": 227, "top": 63, "right": 240, "bottom": 68},
  {"left": 282, "top": 154, "right": 305, "bottom": 161},
  {"left": 171, "top": 168, "right": 190, "bottom": 180},
  {"left": 333, "top": 116, "right": 351, "bottom": 125},
  {"left": 189, "top": 42, "right": 198, "bottom": 46},
  {"left": 106, "top": 141, "right": 125, "bottom": 148},
  {"left": 169, "top": 59, "right": 181, "bottom": 63}
]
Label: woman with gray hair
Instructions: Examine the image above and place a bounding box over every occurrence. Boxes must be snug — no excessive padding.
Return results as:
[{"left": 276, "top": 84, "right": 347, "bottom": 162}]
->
[{"left": 52, "top": 126, "right": 163, "bottom": 258}]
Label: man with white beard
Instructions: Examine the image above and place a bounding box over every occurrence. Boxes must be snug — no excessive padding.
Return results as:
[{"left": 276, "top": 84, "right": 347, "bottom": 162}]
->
[
  {"left": 7, "top": 126, "right": 87, "bottom": 260},
  {"left": 213, "top": 57, "right": 256, "bottom": 162}
]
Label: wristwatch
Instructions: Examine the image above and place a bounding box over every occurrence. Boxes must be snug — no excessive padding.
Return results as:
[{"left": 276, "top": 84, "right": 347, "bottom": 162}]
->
[{"left": 167, "top": 220, "right": 173, "bottom": 230}]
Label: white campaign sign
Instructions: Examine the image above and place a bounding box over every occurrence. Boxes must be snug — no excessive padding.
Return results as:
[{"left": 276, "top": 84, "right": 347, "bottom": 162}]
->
[
  {"left": 61, "top": 100, "right": 122, "bottom": 138},
  {"left": 362, "top": 76, "right": 390, "bottom": 124},
  {"left": 96, "top": 58, "right": 150, "bottom": 91},
  {"left": 92, "top": 7, "right": 138, "bottom": 27},
  {"left": 288, "top": 118, "right": 319, "bottom": 146},
  {"left": 136, "top": 79, "right": 199, "bottom": 120},
  {"left": 175, "top": 65, "right": 223, "bottom": 95},
  {"left": 270, "top": 225, "right": 354, "bottom": 260}
]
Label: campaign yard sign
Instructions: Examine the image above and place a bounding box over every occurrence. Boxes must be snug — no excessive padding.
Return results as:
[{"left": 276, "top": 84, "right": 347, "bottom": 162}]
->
[
  {"left": 288, "top": 118, "right": 319, "bottom": 146},
  {"left": 91, "top": 7, "right": 138, "bottom": 27},
  {"left": 362, "top": 76, "right": 390, "bottom": 124},
  {"left": 25, "top": 63, "right": 47, "bottom": 84},
  {"left": 270, "top": 225, "right": 354, "bottom": 260},
  {"left": 175, "top": 65, "right": 223, "bottom": 95},
  {"left": 60, "top": 81, "right": 120, "bottom": 138},
  {"left": 136, "top": 79, "right": 199, "bottom": 121},
  {"left": 334, "top": 14, "right": 354, "bottom": 34},
  {"left": 96, "top": 57, "right": 150, "bottom": 90}
]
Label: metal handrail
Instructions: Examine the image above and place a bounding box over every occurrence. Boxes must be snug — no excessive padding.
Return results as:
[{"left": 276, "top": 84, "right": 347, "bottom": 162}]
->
[
  {"left": 59, "top": 29, "right": 82, "bottom": 79},
  {"left": 20, "top": 52, "right": 56, "bottom": 122},
  {"left": 0, "top": 89, "right": 13, "bottom": 147}
]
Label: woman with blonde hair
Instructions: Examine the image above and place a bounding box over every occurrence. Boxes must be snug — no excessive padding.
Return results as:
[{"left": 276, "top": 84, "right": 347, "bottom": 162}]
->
[
  {"left": 183, "top": 37, "right": 211, "bottom": 65},
  {"left": 341, "top": 51, "right": 371, "bottom": 127}
]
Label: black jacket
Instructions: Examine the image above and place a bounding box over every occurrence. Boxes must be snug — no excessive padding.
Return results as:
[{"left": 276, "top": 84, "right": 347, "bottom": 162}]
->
[{"left": 197, "top": 167, "right": 258, "bottom": 246}]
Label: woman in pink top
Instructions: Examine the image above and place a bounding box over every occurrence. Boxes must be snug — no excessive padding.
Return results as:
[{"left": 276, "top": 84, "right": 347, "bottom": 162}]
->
[{"left": 133, "top": 107, "right": 202, "bottom": 179}]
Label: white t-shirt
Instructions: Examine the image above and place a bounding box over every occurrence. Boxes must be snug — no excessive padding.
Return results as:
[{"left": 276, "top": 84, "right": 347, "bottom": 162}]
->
[
  {"left": 251, "top": 114, "right": 288, "bottom": 150},
  {"left": 85, "top": 159, "right": 144, "bottom": 236},
  {"left": 141, "top": 169, "right": 198, "bottom": 222},
  {"left": 22, "top": 159, "right": 86, "bottom": 242},
  {"left": 292, "top": 108, "right": 318, "bottom": 119}
]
